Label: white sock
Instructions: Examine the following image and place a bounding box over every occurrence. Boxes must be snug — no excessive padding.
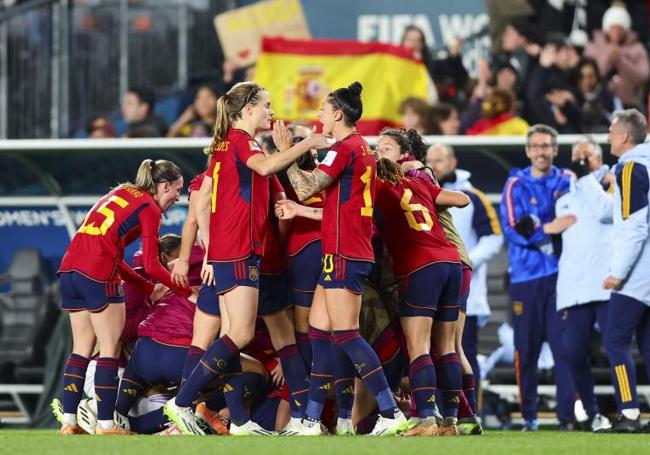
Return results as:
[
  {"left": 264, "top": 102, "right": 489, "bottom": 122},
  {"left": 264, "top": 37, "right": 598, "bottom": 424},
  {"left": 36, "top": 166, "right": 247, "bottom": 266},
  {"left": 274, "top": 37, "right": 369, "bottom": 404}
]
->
[
  {"left": 98, "top": 419, "right": 115, "bottom": 430},
  {"left": 621, "top": 408, "right": 640, "bottom": 420},
  {"left": 62, "top": 413, "right": 77, "bottom": 426}
]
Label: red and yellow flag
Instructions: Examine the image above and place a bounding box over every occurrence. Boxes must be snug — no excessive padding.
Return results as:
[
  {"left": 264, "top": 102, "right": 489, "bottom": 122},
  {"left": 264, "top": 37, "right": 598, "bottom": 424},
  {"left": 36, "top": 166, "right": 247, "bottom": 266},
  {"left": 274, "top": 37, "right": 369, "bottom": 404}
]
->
[{"left": 255, "top": 37, "right": 431, "bottom": 134}]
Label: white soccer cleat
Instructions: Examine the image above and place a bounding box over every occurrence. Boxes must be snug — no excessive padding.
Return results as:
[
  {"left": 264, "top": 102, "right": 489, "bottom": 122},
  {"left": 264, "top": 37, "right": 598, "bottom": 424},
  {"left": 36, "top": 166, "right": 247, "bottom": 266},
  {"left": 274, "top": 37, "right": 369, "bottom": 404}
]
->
[
  {"left": 279, "top": 417, "right": 303, "bottom": 436},
  {"left": 114, "top": 410, "right": 131, "bottom": 432},
  {"left": 369, "top": 411, "right": 412, "bottom": 436},
  {"left": 591, "top": 413, "right": 612, "bottom": 433},
  {"left": 336, "top": 417, "right": 355, "bottom": 436},
  {"left": 77, "top": 398, "right": 97, "bottom": 435},
  {"left": 296, "top": 419, "right": 324, "bottom": 436},
  {"left": 230, "top": 419, "right": 278, "bottom": 436},
  {"left": 162, "top": 397, "right": 205, "bottom": 435}
]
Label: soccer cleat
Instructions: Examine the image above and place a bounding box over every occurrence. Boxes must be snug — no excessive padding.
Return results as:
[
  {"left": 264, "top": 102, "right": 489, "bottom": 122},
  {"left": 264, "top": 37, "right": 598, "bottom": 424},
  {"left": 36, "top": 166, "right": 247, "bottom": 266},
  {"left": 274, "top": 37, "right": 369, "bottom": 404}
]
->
[
  {"left": 604, "top": 414, "right": 640, "bottom": 433},
  {"left": 195, "top": 402, "right": 229, "bottom": 435},
  {"left": 590, "top": 414, "right": 612, "bottom": 433},
  {"left": 279, "top": 417, "right": 303, "bottom": 436},
  {"left": 95, "top": 424, "right": 132, "bottom": 435},
  {"left": 522, "top": 419, "right": 539, "bottom": 432},
  {"left": 77, "top": 398, "right": 97, "bottom": 435},
  {"left": 163, "top": 397, "right": 205, "bottom": 435},
  {"left": 437, "top": 417, "right": 459, "bottom": 436},
  {"left": 155, "top": 424, "right": 183, "bottom": 436},
  {"left": 230, "top": 419, "right": 278, "bottom": 436},
  {"left": 558, "top": 421, "right": 576, "bottom": 432},
  {"left": 369, "top": 411, "right": 412, "bottom": 436},
  {"left": 59, "top": 424, "right": 87, "bottom": 435},
  {"left": 402, "top": 417, "right": 438, "bottom": 437},
  {"left": 458, "top": 415, "right": 483, "bottom": 435},
  {"left": 296, "top": 419, "right": 324, "bottom": 436},
  {"left": 114, "top": 411, "right": 131, "bottom": 432},
  {"left": 335, "top": 417, "right": 355, "bottom": 436}
]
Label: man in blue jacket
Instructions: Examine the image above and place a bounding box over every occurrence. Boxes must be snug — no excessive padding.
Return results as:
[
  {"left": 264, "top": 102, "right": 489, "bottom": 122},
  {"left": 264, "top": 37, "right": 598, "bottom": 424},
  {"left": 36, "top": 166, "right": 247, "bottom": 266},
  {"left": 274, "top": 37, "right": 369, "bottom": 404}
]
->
[
  {"left": 500, "top": 124, "right": 577, "bottom": 431},
  {"left": 601, "top": 109, "right": 650, "bottom": 433}
]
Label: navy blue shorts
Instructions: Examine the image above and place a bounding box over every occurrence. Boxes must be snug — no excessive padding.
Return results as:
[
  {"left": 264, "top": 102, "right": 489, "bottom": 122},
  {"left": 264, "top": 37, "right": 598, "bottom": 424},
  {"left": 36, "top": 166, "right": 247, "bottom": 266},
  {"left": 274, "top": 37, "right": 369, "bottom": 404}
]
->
[
  {"left": 317, "top": 254, "right": 372, "bottom": 294},
  {"left": 60, "top": 271, "right": 123, "bottom": 312},
  {"left": 398, "top": 262, "right": 462, "bottom": 320},
  {"left": 289, "top": 241, "right": 322, "bottom": 307},
  {"left": 258, "top": 271, "right": 291, "bottom": 317},
  {"left": 197, "top": 283, "right": 221, "bottom": 318},
  {"left": 459, "top": 266, "right": 472, "bottom": 314},
  {"left": 128, "top": 336, "right": 188, "bottom": 386},
  {"left": 212, "top": 255, "right": 261, "bottom": 295}
]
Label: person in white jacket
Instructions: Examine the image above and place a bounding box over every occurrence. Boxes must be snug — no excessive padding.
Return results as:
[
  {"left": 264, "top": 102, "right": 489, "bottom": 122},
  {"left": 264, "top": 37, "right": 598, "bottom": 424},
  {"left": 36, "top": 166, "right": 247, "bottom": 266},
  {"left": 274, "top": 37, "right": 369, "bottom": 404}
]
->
[
  {"left": 601, "top": 109, "right": 650, "bottom": 433},
  {"left": 426, "top": 144, "right": 504, "bottom": 408},
  {"left": 555, "top": 138, "right": 614, "bottom": 432}
]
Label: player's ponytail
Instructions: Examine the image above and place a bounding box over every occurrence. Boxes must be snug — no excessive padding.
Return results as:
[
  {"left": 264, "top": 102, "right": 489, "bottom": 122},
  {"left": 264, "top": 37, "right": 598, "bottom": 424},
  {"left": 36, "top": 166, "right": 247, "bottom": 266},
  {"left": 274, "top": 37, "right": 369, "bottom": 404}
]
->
[
  {"left": 328, "top": 81, "right": 363, "bottom": 126},
  {"left": 376, "top": 157, "right": 403, "bottom": 185},
  {"left": 404, "top": 128, "right": 428, "bottom": 162},
  {"left": 130, "top": 159, "right": 183, "bottom": 194},
  {"left": 205, "top": 82, "right": 265, "bottom": 155}
]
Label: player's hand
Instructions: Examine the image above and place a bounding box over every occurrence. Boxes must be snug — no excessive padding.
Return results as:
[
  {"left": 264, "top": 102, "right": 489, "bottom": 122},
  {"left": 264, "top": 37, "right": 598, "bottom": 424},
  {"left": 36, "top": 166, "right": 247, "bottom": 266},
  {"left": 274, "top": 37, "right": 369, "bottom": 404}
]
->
[
  {"left": 170, "top": 258, "right": 190, "bottom": 288},
  {"left": 270, "top": 360, "right": 284, "bottom": 387},
  {"left": 603, "top": 275, "right": 623, "bottom": 290},
  {"left": 201, "top": 253, "right": 215, "bottom": 286},
  {"left": 187, "top": 287, "right": 199, "bottom": 304},
  {"left": 272, "top": 120, "right": 293, "bottom": 152},
  {"left": 308, "top": 134, "right": 332, "bottom": 150},
  {"left": 514, "top": 214, "right": 538, "bottom": 238},
  {"left": 543, "top": 214, "right": 576, "bottom": 234},
  {"left": 275, "top": 199, "right": 299, "bottom": 220},
  {"left": 400, "top": 160, "right": 424, "bottom": 173},
  {"left": 569, "top": 158, "right": 590, "bottom": 179},
  {"left": 150, "top": 283, "right": 169, "bottom": 302}
]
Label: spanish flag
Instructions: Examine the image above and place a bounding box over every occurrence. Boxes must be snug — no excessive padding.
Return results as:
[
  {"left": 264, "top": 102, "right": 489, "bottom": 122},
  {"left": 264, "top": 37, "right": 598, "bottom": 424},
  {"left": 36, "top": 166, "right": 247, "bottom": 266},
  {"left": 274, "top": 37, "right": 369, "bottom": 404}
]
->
[{"left": 255, "top": 37, "right": 431, "bottom": 134}]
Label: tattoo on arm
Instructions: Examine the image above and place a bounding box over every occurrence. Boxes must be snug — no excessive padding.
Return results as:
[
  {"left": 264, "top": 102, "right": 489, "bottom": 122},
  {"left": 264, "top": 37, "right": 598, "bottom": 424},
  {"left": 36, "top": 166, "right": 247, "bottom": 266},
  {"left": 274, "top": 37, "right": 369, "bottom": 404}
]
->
[{"left": 287, "top": 163, "right": 333, "bottom": 201}]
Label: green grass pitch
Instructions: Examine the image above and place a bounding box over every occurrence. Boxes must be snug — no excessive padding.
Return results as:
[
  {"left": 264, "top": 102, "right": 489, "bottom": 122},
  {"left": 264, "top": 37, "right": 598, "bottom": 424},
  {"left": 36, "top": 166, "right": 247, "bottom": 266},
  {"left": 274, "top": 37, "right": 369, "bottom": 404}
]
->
[{"left": 2, "top": 430, "right": 650, "bottom": 455}]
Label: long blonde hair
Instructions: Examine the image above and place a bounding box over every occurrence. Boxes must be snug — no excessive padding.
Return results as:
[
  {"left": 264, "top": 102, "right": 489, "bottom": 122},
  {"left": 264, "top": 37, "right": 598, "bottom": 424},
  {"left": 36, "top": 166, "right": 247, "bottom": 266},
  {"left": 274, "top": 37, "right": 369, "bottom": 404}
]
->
[{"left": 125, "top": 159, "right": 182, "bottom": 194}]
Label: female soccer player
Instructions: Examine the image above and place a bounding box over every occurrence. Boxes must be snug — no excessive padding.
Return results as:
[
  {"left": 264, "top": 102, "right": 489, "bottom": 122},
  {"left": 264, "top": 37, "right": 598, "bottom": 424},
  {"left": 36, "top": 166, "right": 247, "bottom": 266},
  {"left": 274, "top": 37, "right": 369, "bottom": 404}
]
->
[
  {"left": 163, "top": 81, "right": 327, "bottom": 435},
  {"left": 56, "top": 159, "right": 189, "bottom": 435},
  {"left": 273, "top": 82, "right": 410, "bottom": 436}
]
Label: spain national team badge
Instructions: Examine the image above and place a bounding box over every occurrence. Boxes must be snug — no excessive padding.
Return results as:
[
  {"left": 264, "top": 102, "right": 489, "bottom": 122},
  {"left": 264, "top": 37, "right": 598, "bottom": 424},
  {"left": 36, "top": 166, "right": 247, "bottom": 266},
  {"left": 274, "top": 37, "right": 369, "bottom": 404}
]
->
[
  {"left": 513, "top": 301, "right": 523, "bottom": 316},
  {"left": 249, "top": 265, "right": 259, "bottom": 282}
]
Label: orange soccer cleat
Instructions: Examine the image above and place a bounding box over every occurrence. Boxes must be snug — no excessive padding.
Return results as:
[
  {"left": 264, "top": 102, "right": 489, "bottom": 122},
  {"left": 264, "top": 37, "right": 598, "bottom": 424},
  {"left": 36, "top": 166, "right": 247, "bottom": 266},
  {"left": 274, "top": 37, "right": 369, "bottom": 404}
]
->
[
  {"left": 59, "top": 424, "right": 87, "bottom": 435},
  {"left": 195, "top": 402, "right": 229, "bottom": 435},
  {"left": 95, "top": 425, "right": 132, "bottom": 435}
]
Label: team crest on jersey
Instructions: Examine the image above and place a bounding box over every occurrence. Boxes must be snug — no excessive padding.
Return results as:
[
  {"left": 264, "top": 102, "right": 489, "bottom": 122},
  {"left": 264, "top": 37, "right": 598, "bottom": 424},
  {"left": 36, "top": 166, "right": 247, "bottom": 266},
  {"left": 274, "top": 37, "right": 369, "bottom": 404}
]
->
[
  {"left": 513, "top": 301, "right": 524, "bottom": 316},
  {"left": 249, "top": 265, "right": 259, "bottom": 281}
]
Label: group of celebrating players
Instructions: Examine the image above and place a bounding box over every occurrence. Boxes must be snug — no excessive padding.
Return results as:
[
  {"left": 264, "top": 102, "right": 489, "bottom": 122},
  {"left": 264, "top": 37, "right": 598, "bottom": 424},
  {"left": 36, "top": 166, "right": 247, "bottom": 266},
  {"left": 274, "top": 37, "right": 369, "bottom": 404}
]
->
[{"left": 51, "top": 80, "right": 486, "bottom": 437}]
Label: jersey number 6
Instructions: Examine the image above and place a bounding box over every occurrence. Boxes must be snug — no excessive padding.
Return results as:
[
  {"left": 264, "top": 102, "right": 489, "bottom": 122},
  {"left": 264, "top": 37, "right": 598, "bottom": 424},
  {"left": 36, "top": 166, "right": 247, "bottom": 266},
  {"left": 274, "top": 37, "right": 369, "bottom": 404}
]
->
[{"left": 400, "top": 189, "right": 433, "bottom": 231}]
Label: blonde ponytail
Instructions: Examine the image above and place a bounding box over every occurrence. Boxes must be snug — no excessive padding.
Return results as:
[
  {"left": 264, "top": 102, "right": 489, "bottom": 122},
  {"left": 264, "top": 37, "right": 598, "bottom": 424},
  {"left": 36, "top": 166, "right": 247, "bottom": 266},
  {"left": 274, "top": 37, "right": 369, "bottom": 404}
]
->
[{"left": 126, "top": 159, "right": 183, "bottom": 194}]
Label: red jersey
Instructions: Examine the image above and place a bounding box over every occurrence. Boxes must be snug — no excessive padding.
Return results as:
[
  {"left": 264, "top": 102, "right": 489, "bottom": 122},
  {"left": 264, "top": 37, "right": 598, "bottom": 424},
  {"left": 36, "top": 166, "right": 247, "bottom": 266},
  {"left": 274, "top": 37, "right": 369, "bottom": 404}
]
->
[
  {"left": 59, "top": 186, "right": 189, "bottom": 296},
  {"left": 206, "top": 129, "right": 269, "bottom": 262},
  {"left": 317, "top": 133, "right": 375, "bottom": 262},
  {"left": 285, "top": 185, "right": 323, "bottom": 256},
  {"left": 188, "top": 172, "right": 206, "bottom": 201},
  {"left": 375, "top": 176, "right": 460, "bottom": 277},
  {"left": 261, "top": 176, "right": 286, "bottom": 274}
]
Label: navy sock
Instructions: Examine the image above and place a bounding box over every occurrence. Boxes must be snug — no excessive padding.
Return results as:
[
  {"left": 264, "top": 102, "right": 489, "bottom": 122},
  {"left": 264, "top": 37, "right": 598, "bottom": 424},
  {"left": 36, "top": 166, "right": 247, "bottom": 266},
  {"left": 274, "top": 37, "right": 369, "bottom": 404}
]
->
[
  {"left": 128, "top": 408, "right": 169, "bottom": 434},
  {"left": 95, "top": 357, "right": 120, "bottom": 421},
  {"left": 278, "top": 344, "right": 310, "bottom": 419},
  {"left": 115, "top": 362, "right": 146, "bottom": 416},
  {"left": 331, "top": 329, "right": 398, "bottom": 419},
  {"left": 62, "top": 354, "right": 89, "bottom": 415},
  {"left": 332, "top": 342, "right": 355, "bottom": 419},
  {"left": 296, "top": 331, "right": 312, "bottom": 372},
  {"left": 436, "top": 353, "right": 462, "bottom": 418},
  {"left": 175, "top": 335, "right": 239, "bottom": 408},
  {"left": 305, "top": 326, "right": 334, "bottom": 422},
  {"left": 181, "top": 346, "right": 206, "bottom": 384},
  {"left": 409, "top": 354, "right": 437, "bottom": 418},
  {"left": 222, "top": 356, "right": 248, "bottom": 426},
  {"left": 462, "top": 374, "right": 477, "bottom": 414}
]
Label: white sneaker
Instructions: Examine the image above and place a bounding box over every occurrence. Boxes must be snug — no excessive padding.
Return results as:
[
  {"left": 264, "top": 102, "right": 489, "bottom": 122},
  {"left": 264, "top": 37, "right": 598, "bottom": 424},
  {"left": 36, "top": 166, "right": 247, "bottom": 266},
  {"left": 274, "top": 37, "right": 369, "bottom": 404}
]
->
[
  {"left": 162, "top": 397, "right": 205, "bottom": 435},
  {"left": 336, "top": 417, "right": 355, "bottom": 436},
  {"left": 297, "top": 419, "right": 323, "bottom": 436},
  {"left": 279, "top": 417, "right": 303, "bottom": 436},
  {"left": 230, "top": 420, "right": 278, "bottom": 436},
  {"left": 369, "top": 411, "right": 411, "bottom": 436},
  {"left": 591, "top": 413, "right": 612, "bottom": 432},
  {"left": 77, "top": 398, "right": 97, "bottom": 435}
]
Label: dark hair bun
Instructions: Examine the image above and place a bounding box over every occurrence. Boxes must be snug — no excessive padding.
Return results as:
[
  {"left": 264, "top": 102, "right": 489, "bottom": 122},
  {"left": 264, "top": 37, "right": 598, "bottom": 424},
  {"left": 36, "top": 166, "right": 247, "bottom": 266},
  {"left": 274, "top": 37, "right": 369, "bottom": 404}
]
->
[
  {"left": 348, "top": 82, "right": 363, "bottom": 98},
  {"left": 404, "top": 128, "right": 428, "bottom": 162}
]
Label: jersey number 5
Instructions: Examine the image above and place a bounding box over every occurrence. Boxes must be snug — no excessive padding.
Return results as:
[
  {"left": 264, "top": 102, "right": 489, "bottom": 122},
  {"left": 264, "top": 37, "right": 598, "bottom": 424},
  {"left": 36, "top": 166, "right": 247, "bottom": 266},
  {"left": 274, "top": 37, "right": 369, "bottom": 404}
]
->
[
  {"left": 78, "top": 195, "right": 130, "bottom": 236},
  {"left": 400, "top": 189, "right": 433, "bottom": 231}
]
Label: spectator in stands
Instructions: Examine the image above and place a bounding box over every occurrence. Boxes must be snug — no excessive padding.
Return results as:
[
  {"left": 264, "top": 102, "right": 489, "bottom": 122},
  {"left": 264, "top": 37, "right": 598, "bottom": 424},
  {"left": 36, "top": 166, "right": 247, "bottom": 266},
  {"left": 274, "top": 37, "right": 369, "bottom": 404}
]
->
[
  {"left": 555, "top": 138, "right": 614, "bottom": 433},
  {"left": 167, "top": 85, "right": 217, "bottom": 138},
  {"left": 584, "top": 4, "right": 649, "bottom": 108},
  {"left": 499, "top": 124, "right": 577, "bottom": 432},
  {"left": 399, "top": 97, "right": 433, "bottom": 135},
  {"left": 466, "top": 88, "right": 529, "bottom": 136},
  {"left": 87, "top": 117, "right": 115, "bottom": 138},
  {"left": 429, "top": 103, "right": 460, "bottom": 135},
  {"left": 490, "top": 20, "right": 541, "bottom": 92},
  {"left": 572, "top": 58, "right": 624, "bottom": 134},
  {"left": 121, "top": 86, "right": 168, "bottom": 137},
  {"left": 426, "top": 142, "right": 504, "bottom": 392},
  {"left": 524, "top": 35, "right": 581, "bottom": 133}
]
